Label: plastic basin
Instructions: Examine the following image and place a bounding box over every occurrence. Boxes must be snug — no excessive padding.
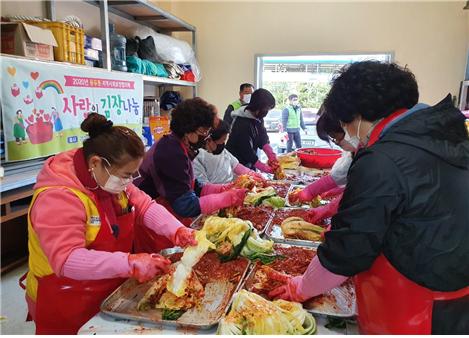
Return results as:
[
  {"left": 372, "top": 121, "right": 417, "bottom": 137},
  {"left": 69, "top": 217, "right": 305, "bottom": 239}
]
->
[{"left": 296, "top": 147, "right": 342, "bottom": 169}]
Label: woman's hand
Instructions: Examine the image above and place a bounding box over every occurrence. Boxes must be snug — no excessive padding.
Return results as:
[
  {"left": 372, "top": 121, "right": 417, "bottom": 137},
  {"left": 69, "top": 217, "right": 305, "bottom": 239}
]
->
[
  {"left": 174, "top": 227, "right": 198, "bottom": 247},
  {"left": 267, "top": 270, "right": 307, "bottom": 302},
  {"left": 288, "top": 188, "right": 311, "bottom": 204},
  {"left": 128, "top": 253, "right": 171, "bottom": 283},
  {"left": 248, "top": 171, "right": 266, "bottom": 182}
]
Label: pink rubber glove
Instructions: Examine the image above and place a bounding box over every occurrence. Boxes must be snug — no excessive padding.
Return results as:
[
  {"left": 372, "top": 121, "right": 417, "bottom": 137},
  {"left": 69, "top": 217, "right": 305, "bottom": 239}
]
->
[
  {"left": 267, "top": 270, "right": 306, "bottom": 302},
  {"left": 320, "top": 186, "right": 345, "bottom": 200},
  {"left": 269, "top": 256, "right": 348, "bottom": 301},
  {"left": 233, "top": 163, "right": 253, "bottom": 176},
  {"left": 268, "top": 159, "right": 281, "bottom": 172},
  {"left": 201, "top": 183, "right": 230, "bottom": 196},
  {"left": 199, "top": 188, "right": 248, "bottom": 214},
  {"left": 263, "top": 144, "right": 277, "bottom": 162},
  {"left": 301, "top": 175, "right": 338, "bottom": 201},
  {"left": 305, "top": 195, "right": 342, "bottom": 224},
  {"left": 234, "top": 164, "right": 267, "bottom": 182},
  {"left": 128, "top": 253, "right": 171, "bottom": 283},
  {"left": 288, "top": 188, "right": 309, "bottom": 204},
  {"left": 174, "top": 227, "right": 197, "bottom": 247},
  {"left": 255, "top": 160, "right": 274, "bottom": 174}
]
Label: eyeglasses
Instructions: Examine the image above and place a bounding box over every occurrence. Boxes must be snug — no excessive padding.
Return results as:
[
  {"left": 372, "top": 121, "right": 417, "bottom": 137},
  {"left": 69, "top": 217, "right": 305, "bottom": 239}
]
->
[
  {"left": 101, "top": 157, "right": 141, "bottom": 183},
  {"left": 195, "top": 128, "right": 211, "bottom": 137},
  {"left": 127, "top": 170, "right": 141, "bottom": 181}
]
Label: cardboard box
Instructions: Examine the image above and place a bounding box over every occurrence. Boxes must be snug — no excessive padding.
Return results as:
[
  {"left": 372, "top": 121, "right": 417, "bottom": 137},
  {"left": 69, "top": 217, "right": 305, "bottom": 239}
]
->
[{"left": 1, "top": 22, "right": 57, "bottom": 61}]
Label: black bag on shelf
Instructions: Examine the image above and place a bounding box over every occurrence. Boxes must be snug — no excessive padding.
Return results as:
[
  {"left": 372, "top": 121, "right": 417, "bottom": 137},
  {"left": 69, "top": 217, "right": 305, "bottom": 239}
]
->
[
  {"left": 136, "top": 36, "right": 158, "bottom": 62},
  {"left": 126, "top": 37, "right": 139, "bottom": 56}
]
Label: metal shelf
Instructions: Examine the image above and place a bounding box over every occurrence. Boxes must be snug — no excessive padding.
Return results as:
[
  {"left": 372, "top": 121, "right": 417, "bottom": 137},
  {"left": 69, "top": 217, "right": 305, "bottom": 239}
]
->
[
  {"left": 1, "top": 54, "right": 196, "bottom": 91},
  {"left": 85, "top": 0, "right": 195, "bottom": 33},
  {"left": 142, "top": 75, "right": 196, "bottom": 87},
  {"left": 76, "top": 0, "right": 198, "bottom": 94}
]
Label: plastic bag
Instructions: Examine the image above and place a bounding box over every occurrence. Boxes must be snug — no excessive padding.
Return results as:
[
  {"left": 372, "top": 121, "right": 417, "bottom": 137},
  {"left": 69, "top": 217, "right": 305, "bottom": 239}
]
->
[{"left": 130, "top": 26, "right": 202, "bottom": 81}]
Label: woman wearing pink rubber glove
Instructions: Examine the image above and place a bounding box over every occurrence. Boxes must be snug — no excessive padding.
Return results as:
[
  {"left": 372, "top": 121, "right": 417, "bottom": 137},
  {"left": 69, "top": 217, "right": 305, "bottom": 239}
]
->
[
  {"left": 193, "top": 120, "right": 266, "bottom": 184},
  {"left": 226, "top": 88, "right": 279, "bottom": 174},
  {"left": 136, "top": 98, "right": 248, "bottom": 253},
  {"left": 289, "top": 108, "right": 357, "bottom": 205},
  {"left": 270, "top": 61, "right": 469, "bottom": 334},
  {"left": 268, "top": 256, "right": 348, "bottom": 303},
  {"left": 24, "top": 114, "right": 198, "bottom": 334}
]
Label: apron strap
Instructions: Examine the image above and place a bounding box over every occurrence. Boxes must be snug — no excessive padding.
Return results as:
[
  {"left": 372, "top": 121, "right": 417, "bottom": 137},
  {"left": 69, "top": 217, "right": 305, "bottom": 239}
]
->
[{"left": 19, "top": 271, "right": 28, "bottom": 290}]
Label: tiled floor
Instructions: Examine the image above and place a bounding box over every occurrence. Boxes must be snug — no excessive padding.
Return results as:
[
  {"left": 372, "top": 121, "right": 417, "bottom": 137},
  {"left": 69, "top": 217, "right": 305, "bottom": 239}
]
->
[{"left": 0, "top": 264, "right": 35, "bottom": 334}]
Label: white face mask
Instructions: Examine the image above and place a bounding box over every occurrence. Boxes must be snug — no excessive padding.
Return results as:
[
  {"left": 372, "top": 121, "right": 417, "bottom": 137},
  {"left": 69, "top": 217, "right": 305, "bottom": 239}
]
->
[
  {"left": 242, "top": 94, "right": 251, "bottom": 104},
  {"left": 93, "top": 158, "right": 134, "bottom": 194},
  {"left": 343, "top": 118, "right": 362, "bottom": 149},
  {"left": 338, "top": 139, "right": 358, "bottom": 152}
]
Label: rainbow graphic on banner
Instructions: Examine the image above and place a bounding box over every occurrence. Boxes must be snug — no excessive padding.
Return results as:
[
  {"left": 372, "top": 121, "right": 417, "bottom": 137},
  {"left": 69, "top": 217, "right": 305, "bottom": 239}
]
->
[{"left": 38, "top": 80, "right": 64, "bottom": 94}]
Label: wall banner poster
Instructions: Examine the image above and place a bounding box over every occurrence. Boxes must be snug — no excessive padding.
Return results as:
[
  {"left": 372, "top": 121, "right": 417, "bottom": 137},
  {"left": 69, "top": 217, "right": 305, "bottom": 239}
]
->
[{"left": 1, "top": 56, "right": 143, "bottom": 162}]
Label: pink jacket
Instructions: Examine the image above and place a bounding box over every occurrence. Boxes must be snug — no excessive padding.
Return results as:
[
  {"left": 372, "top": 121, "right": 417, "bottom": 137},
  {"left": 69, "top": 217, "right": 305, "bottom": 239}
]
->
[{"left": 30, "top": 149, "right": 183, "bottom": 280}]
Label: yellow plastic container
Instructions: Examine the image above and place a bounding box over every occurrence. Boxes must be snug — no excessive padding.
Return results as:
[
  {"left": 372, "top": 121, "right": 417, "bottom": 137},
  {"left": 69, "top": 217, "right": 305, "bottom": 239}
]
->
[{"left": 27, "top": 21, "right": 85, "bottom": 64}]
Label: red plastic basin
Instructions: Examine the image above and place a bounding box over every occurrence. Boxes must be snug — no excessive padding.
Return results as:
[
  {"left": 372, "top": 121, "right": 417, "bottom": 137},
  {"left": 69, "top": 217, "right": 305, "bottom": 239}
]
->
[{"left": 296, "top": 147, "right": 342, "bottom": 169}]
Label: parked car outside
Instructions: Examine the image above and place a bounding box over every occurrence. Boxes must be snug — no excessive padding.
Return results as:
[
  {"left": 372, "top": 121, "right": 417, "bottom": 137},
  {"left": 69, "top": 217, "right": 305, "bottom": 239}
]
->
[
  {"left": 302, "top": 107, "right": 319, "bottom": 125},
  {"left": 264, "top": 109, "right": 282, "bottom": 132}
]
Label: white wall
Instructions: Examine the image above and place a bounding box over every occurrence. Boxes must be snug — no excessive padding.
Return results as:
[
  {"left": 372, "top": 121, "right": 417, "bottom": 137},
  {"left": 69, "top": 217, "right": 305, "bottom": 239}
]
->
[
  {"left": 2, "top": 1, "right": 468, "bottom": 110},
  {"left": 171, "top": 1, "right": 469, "bottom": 112}
]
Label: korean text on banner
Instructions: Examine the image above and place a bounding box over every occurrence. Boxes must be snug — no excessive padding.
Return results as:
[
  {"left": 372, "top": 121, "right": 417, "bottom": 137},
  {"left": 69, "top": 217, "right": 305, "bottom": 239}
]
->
[{"left": 1, "top": 55, "right": 143, "bottom": 162}]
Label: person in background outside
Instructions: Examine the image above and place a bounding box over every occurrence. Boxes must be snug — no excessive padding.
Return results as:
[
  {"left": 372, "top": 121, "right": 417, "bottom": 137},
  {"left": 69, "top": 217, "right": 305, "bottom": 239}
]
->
[
  {"left": 136, "top": 97, "right": 248, "bottom": 253},
  {"left": 269, "top": 61, "right": 469, "bottom": 334},
  {"left": 159, "top": 90, "right": 182, "bottom": 117},
  {"left": 223, "top": 83, "right": 254, "bottom": 126},
  {"left": 289, "top": 106, "right": 357, "bottom": 223},
  {"left": 226, "top": 88, "right": 280, "bottom": 174},
  {"left": 193, "top": 120, "right": 266, "bottom": 184},
  {"left": 24, "top": 113, "right": 196, "bottom": 334},
  {"left": 281, "top": 94, "right": 307, "bottom": 152}
]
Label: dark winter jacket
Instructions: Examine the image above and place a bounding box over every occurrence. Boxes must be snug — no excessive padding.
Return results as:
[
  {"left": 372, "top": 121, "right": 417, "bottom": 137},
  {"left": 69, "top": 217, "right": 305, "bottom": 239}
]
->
[
  {"left": 318, "top": 95, "right": 469, "bottom": 292},
  {"left": 226, "top": 107, "right": 270, "bottom": 169}
]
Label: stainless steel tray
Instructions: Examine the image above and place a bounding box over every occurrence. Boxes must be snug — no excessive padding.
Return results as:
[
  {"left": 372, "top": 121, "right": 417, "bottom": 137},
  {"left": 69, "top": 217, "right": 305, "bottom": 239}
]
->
[
  {"left": 265, "top": 207, "right": 326, "bottom": 247},
  {"left": 242, "top": 243, "right": 356, "bottom": 318},
  {"left": 100, "top": 252, "right": 251, "bottom": 329}
]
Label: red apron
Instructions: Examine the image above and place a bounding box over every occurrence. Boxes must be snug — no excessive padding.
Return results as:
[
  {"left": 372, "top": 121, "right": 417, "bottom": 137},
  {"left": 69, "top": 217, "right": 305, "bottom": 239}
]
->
[
  {"left": 353, "top": 109, "right": 469, "bottom": 334},
  {"left": 32, "top": 197, "right": 135, "bottom": 334},
  {"left": 133, "top": 140, "right": 194, "bottom": 254}
]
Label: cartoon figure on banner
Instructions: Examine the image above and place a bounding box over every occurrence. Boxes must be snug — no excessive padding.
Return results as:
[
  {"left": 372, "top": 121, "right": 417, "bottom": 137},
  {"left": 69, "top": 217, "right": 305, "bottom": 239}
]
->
[
  {"left": 51, "top": 107, "right": 64, "bottom": 137},
  {"left": 13, "top": 110, "right": 27, "bottom": 145}
]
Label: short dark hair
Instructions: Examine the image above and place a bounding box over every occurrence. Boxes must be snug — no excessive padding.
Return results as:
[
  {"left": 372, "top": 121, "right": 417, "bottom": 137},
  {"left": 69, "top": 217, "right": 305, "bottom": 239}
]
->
[
  {"left": 316, "top": 106, "right": 344, "bottom": 142},
  {"left": 170, "top": 97, "right": 217, "bottom": 138},
  {"left": 239, "top": 83, "right": 254, "bottom": 92},
  {"left": 288, "top": 94, "right": 298, "bottom": 101},
  {"left": 246, "top": 88, "right": 276, "bottom": 118},
  {"left": 81, "top": 113, "right": 144, "bottom": 166},
  {"left": 209, "top": 119, "right": 230, "bottom": 141},
  {"left": 324, "top": 61, "right": 419, "bottom": 123}
]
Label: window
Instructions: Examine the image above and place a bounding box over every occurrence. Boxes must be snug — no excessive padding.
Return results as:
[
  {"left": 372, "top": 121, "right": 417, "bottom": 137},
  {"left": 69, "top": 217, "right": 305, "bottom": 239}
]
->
[{"left": 255, "top": 53, "right": 393, "bottom": 152}]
